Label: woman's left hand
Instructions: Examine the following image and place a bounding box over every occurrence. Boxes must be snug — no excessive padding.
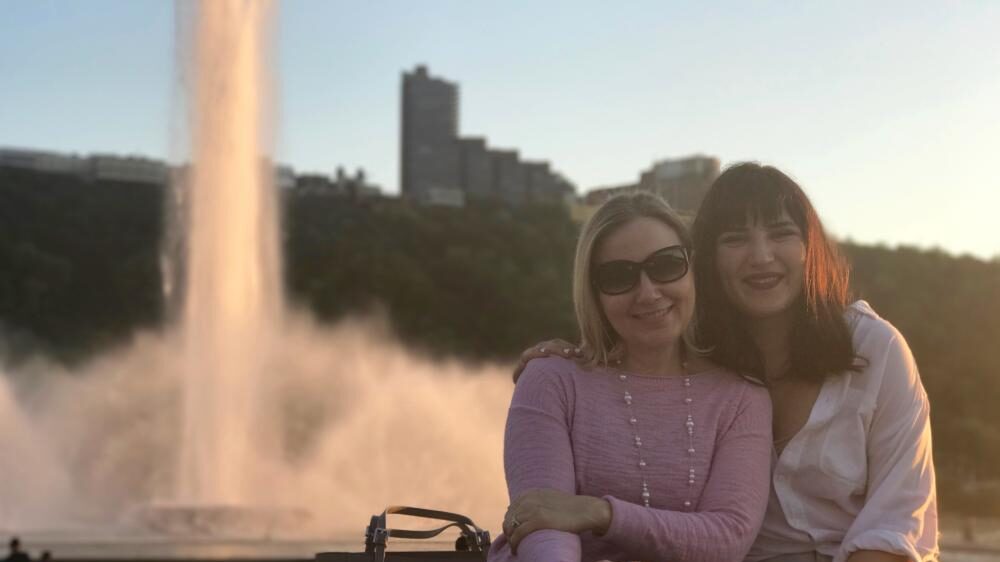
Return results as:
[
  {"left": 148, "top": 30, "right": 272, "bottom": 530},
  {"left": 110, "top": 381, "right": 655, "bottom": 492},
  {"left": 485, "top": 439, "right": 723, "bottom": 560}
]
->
[{"left": 502, "top": 489, "right": 612, "bottom": 554}]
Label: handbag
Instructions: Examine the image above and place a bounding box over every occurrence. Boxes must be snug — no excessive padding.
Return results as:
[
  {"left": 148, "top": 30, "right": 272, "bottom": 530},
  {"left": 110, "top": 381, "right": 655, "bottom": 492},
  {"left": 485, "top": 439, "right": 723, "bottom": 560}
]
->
[{"left": 315, "top": 505, "right": 492, "bottom": 562}]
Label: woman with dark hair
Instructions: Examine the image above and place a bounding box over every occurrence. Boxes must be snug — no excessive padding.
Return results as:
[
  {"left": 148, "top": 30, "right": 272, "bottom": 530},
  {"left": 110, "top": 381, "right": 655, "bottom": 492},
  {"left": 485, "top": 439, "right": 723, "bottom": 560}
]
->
[
  {"left": 512, "top": 163, "right": 938, "bottom": 562},
  {"left": 692, "top": 163, "right": 857, "bottom": 387}
]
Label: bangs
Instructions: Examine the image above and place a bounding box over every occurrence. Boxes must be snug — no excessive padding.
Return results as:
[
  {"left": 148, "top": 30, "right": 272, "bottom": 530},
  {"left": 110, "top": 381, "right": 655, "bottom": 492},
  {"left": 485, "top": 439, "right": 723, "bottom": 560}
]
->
[
  {"left": 694, "top": 163, "right": 821, "bottom": 260},
  {"left": 709, "top": 179, "right": 793, "bottom": 233}
]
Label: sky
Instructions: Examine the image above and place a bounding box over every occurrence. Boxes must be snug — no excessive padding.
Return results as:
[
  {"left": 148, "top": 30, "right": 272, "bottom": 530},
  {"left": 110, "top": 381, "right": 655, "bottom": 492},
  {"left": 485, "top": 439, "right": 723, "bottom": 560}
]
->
[{"left": 1, "top": 1, "right": 998, "bottom": 259}]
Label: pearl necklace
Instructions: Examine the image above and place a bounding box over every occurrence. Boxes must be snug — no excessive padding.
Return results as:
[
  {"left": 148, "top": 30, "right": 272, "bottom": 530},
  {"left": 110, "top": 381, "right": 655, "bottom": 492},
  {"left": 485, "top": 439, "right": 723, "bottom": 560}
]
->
[{"left": 614, "top": 360, "right": 697, "bottom": 509}]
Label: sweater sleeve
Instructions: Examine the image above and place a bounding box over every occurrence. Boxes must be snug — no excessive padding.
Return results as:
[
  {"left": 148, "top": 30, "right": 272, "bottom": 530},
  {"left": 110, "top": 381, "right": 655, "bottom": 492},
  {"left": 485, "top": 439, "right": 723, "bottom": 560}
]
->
[
  {"left": 836, "top": 330, "right": 939, "bottom": 562},
  {"left": 600, "top": 383, "right": 773, "bottom": 562},
  {"left": 488, "top": 360, "right": 582, "bottom": 562}
]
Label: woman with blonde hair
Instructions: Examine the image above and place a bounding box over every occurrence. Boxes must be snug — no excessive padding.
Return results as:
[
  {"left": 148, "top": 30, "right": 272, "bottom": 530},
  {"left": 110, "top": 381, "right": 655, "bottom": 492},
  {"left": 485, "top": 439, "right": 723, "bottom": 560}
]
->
[{"left": 489, "top": 191, "right": 772, "bottom": 562}]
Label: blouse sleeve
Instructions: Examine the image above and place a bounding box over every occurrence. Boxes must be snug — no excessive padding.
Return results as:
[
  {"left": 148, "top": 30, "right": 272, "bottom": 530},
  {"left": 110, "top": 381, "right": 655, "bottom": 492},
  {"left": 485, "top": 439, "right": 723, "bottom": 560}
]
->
[
  {"left": 600, "top": 383, "right": 773, "bottom": 562},
  {"left": 488, "top": 361, "right": 581, "bottom": 562},
  {"left": 836, "top": 331, "right": 939, "bottom": 562}
]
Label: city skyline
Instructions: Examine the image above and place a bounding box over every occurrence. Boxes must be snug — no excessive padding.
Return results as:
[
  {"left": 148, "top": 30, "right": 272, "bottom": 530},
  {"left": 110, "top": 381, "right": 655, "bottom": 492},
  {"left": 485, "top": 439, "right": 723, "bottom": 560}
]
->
[
  {"left": 400, "top": 64, "right": 574, "bottom": 206},
  {"left": 1, "top": 1, "right": 998, "bottom": 258}
]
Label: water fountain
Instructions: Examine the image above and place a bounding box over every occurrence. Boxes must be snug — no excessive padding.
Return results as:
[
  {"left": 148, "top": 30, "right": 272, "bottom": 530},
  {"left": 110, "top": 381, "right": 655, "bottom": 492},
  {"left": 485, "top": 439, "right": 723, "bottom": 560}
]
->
[
  {"left": 0, "top": 0, "right": 511, "bottom": 553},
  {"left": 177, "top": 0, "right": 281, "bottom": 506},
  {"left": 133, "top": 0, "right": 298, "bottom": 535}
]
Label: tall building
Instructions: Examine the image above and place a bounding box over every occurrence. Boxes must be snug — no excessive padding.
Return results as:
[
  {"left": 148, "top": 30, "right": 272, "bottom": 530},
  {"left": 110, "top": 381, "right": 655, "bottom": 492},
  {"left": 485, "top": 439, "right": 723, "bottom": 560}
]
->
[
  {"left": 399, "top": 65, "right": 575, "bottom": 206},
  {"left": 490, "top": 149, "right": 526, "bottom": 206},
  {"left": 637, "top": 155, "right": 720, "bottom": 213},
  {"left": 458, "top": 137, "right": 493, "bottom": 198},
  {"left": 400, "top": 65, "right": 461, "bottom": 201},
  {"left": 585, "top": 155, "right": 720, "bottom": 215}
]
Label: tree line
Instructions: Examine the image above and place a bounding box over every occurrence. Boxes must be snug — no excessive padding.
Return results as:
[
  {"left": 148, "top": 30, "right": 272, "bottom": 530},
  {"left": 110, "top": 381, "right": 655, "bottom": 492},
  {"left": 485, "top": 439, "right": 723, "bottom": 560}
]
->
[{"left": 1, "top": 167, "right": 998, "bottom": 514}]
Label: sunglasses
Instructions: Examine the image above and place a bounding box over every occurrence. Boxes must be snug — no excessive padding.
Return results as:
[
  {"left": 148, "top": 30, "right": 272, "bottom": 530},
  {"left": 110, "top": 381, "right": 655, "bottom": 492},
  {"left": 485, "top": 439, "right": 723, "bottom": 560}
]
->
[{"left": 592, "top": 245, "right": 690, "bottom": 295}]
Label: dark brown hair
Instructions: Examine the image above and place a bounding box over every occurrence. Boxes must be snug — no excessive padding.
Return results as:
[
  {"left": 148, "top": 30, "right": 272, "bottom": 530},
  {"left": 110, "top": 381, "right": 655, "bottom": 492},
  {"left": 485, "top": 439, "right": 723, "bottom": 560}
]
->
[{"left": 691, "top": 162, "right": 861, "bottom": 382}]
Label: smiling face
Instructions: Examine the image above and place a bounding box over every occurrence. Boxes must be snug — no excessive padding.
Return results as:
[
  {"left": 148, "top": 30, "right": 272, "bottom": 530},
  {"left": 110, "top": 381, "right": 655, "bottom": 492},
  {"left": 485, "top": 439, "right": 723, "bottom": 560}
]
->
[
  {"left": 594, "top": 217, "right": 694, "bottom": 358},
  {"left": 713, "top": 209, "right": 806, "bottom": 325}
]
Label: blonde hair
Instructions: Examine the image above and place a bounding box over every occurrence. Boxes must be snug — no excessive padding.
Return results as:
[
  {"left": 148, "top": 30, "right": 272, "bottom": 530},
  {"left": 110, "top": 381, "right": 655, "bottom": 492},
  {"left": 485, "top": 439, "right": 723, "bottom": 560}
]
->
[{"left": 573, "top": 191, "right": 694, "bottom": 367}]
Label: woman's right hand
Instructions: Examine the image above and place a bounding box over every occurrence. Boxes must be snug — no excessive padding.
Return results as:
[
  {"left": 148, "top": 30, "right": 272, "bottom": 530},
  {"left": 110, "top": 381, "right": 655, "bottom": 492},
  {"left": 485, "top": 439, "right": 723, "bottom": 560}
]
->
[{"left": 512, "top": 339, "right": 582, "bottom": 383}]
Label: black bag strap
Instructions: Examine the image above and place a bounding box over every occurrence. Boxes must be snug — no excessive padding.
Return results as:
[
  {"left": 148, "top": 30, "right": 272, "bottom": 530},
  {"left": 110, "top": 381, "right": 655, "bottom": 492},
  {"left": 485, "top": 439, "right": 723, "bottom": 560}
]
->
[{"left": 364, "top": 506, "right": 491, "bottom": 562}]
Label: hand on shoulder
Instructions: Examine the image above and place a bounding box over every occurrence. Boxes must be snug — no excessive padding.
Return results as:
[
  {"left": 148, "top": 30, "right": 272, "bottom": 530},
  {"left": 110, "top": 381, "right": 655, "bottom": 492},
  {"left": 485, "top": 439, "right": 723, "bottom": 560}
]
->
[{"left": 512, "top": 339, "right": 584, "bottom": 383}]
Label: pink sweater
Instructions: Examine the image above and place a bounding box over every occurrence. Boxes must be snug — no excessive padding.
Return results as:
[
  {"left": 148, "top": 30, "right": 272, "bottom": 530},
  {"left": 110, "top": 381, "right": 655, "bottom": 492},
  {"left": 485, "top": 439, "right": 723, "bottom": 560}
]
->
[{"left": 488, "top": 357, "right": 772, "bottom": 562}]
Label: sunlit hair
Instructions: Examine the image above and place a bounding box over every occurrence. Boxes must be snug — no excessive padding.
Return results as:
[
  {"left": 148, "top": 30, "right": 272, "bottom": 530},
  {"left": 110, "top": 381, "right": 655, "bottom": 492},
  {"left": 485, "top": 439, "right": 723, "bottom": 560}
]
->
[
  {"left": 573, "top": 191, "right": 693, "bottom": 367},
  {"left": 691, "top": 162, "right": 861, "bottom": 382}
]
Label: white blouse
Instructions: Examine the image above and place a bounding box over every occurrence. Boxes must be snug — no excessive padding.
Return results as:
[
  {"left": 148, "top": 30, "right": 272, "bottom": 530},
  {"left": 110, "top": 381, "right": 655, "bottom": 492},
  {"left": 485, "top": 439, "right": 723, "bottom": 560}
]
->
[{"left": 746, "top": 301, "right": 939, "bottom": 562}]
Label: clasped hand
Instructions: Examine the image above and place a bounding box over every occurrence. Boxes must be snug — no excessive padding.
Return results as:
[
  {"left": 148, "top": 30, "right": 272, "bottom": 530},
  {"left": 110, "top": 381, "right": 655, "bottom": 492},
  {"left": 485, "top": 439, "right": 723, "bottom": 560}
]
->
[{"left": 502, "top": 488, "right": 612, "bottom": 554}]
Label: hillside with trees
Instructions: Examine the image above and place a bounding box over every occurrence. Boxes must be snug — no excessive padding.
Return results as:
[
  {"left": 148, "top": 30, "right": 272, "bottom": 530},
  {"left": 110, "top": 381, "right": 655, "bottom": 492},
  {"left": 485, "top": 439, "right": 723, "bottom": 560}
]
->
[{"left": 2, "top": 166, "right": 999, "bottom": 514}]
